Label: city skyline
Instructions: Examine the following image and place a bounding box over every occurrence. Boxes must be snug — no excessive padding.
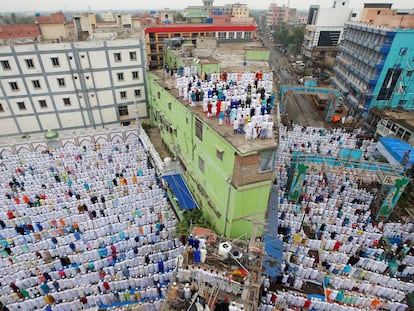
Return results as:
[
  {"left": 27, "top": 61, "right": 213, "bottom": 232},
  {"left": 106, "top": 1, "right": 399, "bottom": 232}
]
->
[{"left": 0, "top": 0, "right": 412, "bottom": 13}]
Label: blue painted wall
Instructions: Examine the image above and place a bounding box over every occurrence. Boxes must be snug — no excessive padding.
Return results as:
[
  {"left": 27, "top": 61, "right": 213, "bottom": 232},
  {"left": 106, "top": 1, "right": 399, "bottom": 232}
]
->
[{"left": 369, "top": 28, "right": 414, "bottom": 111}]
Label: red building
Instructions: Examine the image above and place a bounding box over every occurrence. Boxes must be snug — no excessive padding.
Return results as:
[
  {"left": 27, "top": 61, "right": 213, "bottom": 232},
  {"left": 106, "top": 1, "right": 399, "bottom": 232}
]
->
[{"left": 145, "top": 23, "right": 257, "bottom": 69}]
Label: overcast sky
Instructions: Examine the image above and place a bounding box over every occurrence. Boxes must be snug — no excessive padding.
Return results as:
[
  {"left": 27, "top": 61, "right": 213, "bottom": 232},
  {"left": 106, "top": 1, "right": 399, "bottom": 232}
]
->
[{"left": 1, "top": 0, "right": 412, "bottom": 13}]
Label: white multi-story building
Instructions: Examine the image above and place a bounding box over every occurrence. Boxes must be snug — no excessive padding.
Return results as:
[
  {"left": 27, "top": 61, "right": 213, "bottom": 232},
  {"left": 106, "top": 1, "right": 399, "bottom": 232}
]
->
[
  {"left": 302, "top": 0, "right": 354, "bottom": 67},
  {"left": 266, "top": 4, "right": 296, "bottom": 28},
  {"left": 101, "top": 12, "right": 115, "bottom": 22},
  {"left": 0, "top": 39, "right": 147, "bottom": 139}
]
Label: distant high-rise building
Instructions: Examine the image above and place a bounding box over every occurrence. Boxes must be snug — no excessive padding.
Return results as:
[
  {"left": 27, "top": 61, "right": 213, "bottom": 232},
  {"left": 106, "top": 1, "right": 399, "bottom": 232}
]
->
[
  {"left": 266, "top": 3, "right": 296, "bottom": 28},
  {"left": 203, "top": 0, "right": 214, "bottom": 13},
  {"left": 101, "top": 12, "right": 115, "bottom": 22},
  {"left": 302, "top": 1, "right": 354, "bottom": 68}
]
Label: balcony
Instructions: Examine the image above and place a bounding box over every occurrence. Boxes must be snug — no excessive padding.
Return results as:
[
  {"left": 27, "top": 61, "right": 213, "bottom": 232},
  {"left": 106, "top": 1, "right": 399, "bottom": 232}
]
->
[
  {"left": 346, "top": 94, "right": 360, "bottom": 108},
  {"left": 333, "top": 66, "right": 347, "bottom": 81},
  {"left": 338, "top": 46, "right": 385, "bottom": 71},
  {"left": 368, "top": 77, "right": 379, "bottom": 85},
  {"left": 331, "top": 75, "right": 348, "bottom": 94}
]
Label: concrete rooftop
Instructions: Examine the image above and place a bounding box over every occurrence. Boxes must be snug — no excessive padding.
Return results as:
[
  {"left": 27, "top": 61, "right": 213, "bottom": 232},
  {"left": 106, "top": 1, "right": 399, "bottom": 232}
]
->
[{"left": 156, "top": 72, "right": 278, "bottom": 156}]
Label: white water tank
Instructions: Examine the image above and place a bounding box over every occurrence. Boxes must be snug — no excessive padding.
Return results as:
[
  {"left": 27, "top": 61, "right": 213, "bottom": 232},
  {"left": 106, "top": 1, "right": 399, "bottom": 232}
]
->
[{"left": 218, "top": 242, "right": 232, "bottom": 259}]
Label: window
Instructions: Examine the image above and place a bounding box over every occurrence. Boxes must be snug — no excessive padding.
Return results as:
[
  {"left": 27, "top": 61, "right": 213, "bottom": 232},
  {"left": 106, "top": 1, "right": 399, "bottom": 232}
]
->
[
  {"left": 402, "top": 132, "right": 411, "bottom": 142},
  {"left": 216, "top": 149, "right": 224, "bottom": 161},
  {"left": 195, "top": 118, "right": 203, "bottom": 140},
  {"left": 0, "top": 103, "right": 3, "bottom": 112},
  {"left": 134, "top": 89, "right": 141, "bottom": 97},
  {"left": 397, "top": 128, "right": 405, "bottom": 138},
  {"left": 218, "top": 32, "right": 226, "bottom": 39},
  {"left": 120, "top": 91, "right": 127, "bottom": 99},
  {"left": 132, "top": 71, "right": 139, "bottom": 79},
  {"left": 157, "top": 91, "right": 161, "bottom": 99},
  {"left": 228, "top": 32, "right": 234, "bottom": 39},
  {"left": 236, "top": 32, "right": 243, "bottom": 39},
  {"left": 408, "top": 70, "right": 413, "bottom": 77},
  {"left": 1, "top": 60, "right": 11, "bottom": 70},
  {"left": 377, "top": 68, "right": 402, "bottom": 101},
  {"left": 57, "top": 78, "right": 65, "bottom": 87},
  {"left": 25, "top": 59, "right": 35, "bottom": 68},
  {"left": 39, "top": 100, "right": 47, "bottom": 108},
  {"left": 118, "top": 105, "right": 129, "bottom": 116},
  {"left": 63, "top": 98, "right": 71, "bottom": 106},
  {"left": 114, "top": 53, "right": 122, "bottom": 62},
  {"left": 244, "top": 32, "right": 251, "bottom": 39},
  {"left": 17, "top": 102, "right": 26, "bottom": 110},
  {"left": 385, "top": 120, "right": 393, "bottom": 129},
  {"left": 9, "top": 82, "right": 19, "bottom": 91},
  {"left": 32, "top": 80, "right": 41, "bottom": 89},
  {"left": 51, "top": 57, "right": 60, "bottom": 67},
  {"left": 198, "top": 156, "right": 205, "bottom": 173},
  {"left": 168, "top": 102, "right": 172, "bottom": 110},
  {"left": 259, "top": 150, "right": 275, "bottom": 173},
  {"left": 129, "top": 51, "right": 137, "bottom": 60},
  {"left": 117, "top": 72, "right": 124, "bottom": 81},
  {"left": 399, "top": 99, "right": 407, "bottom": 107}
]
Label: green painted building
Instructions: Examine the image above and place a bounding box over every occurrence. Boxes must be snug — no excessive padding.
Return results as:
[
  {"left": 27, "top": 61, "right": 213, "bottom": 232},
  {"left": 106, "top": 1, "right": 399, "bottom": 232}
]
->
[
  {"left": 146, "top": 72, "right": 278, "bottom": 238},
  {"left": 183, "top": 6, "right": 210, "bottom": 23}
]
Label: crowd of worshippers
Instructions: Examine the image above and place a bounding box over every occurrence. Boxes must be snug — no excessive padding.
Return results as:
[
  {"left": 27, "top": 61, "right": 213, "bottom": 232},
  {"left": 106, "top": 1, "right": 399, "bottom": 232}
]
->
[
  {"left": 0, "top": 140, "right": 184, "bottom": 311},
  {"left": 265, "top": 124, "right": 414, "bottom": 310},
  {"left": 175, "top": 70, "right": 276, "bottom": 139},
  {"left": 275, "top": 125, "right": 378, "bottom": 190}
]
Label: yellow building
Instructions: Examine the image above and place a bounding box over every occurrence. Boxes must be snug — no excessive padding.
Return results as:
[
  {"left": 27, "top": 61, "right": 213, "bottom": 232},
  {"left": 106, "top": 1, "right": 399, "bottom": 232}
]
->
[{"left": 35, "top": 13, "right": 68, "bottom": 41}]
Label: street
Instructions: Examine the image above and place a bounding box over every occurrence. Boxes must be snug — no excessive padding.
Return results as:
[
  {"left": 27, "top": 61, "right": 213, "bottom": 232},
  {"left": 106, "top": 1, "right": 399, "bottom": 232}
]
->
[
  {"left": 260, "top": 35, "right": 326, "bottom": 127},
  {"left": 285, "top": 95, "right": 326, "bottom": 128}
]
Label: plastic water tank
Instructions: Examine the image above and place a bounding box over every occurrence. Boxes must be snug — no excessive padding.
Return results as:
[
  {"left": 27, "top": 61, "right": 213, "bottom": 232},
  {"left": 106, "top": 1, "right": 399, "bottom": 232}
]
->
[{"left": 218, "top": 242, "right": 232, "bottom": 259}]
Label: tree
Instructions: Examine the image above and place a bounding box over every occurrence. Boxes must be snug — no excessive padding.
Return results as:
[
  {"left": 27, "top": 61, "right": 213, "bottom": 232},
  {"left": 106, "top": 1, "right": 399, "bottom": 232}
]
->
[
  {"left": 291, "top": 27, "right": 304, "bottom": 54},
  {"left": 1, "top": 14, "right": 35, "bottom": 24},
  {"left": 18, "top": 16, "right": 35, "bottom": 24},
  {"left": 273, "top": 24, "right": 305, "bottom": 54},
  {"left": 175, "top": 209, "right": 214, "bottom": 237},
  {"left": 173, "top": 12, "right": 185, "bottom": 22}
]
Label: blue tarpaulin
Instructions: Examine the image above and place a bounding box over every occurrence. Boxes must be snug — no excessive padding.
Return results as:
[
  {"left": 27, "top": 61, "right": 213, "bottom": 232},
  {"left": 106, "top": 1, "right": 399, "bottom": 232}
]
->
[
  {"left": 162, "top": 174, "right": 198, "bottom": 210},
  {"left": 379, "top": 137, "right": 414, "bottom": 168},
  {"left": 262, "top": 186, "right": 283, "bottom": 278}
]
